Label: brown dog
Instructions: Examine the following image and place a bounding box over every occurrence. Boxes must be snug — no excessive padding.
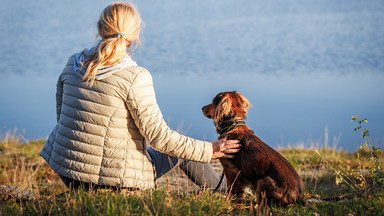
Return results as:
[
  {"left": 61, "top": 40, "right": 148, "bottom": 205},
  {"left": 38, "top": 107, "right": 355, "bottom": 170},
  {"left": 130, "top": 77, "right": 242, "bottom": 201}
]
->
[{"left": 202, "top": 91, "right": 304, "bottom": 205}]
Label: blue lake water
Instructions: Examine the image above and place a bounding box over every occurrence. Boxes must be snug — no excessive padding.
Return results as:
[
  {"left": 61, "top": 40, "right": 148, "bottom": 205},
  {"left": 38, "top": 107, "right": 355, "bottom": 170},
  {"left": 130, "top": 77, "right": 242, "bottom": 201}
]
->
[{"left": 0, "top": 0, "right": 383, "bottom": 151}]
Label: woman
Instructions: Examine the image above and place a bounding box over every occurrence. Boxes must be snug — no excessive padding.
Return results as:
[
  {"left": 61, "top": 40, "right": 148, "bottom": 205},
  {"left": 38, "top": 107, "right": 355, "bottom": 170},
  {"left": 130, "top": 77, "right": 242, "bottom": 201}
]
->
[{"left": 40, "top": 2, "right": 240, "bottom": 191}]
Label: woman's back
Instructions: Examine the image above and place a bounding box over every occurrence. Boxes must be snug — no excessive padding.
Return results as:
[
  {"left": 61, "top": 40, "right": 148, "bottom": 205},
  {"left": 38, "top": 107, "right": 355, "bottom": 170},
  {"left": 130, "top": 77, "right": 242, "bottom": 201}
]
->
[{"left": 42, "top": 54, "right": 157, "bottom": 189}]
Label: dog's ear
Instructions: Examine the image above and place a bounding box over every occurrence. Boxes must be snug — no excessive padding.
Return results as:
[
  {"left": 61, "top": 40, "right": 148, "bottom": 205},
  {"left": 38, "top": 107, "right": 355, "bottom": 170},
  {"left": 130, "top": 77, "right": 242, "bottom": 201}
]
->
[
  {"left": 231, "top": 92, "right": 251, "bottom": 120},
  {"left": 214, "top": 94, "right": 233, "bottom": 123},
  {"left": 236, "top": 93, "right": 251, "bottom": 111}
]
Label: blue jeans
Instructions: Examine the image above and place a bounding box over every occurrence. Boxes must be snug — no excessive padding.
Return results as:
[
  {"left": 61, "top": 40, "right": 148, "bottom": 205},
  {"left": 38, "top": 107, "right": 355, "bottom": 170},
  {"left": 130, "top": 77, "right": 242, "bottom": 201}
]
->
[
  {"left": 147, "top": 147, "right": 226, "bottom": 189},
  {"left": 147, "top": 147, "right": 179, "bottom": 179}
]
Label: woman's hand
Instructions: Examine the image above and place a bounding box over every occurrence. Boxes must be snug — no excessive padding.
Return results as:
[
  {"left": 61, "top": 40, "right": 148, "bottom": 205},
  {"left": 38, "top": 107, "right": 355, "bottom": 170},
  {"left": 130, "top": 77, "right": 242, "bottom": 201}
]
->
[{"left": 211, "top": 137, "right": 241, "bottom": 159}]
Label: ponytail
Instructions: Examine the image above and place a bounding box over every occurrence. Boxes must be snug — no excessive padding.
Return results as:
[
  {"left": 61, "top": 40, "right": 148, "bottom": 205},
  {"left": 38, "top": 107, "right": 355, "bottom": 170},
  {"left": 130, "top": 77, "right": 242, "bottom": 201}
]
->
[{"left": 82, "top": 3, "right": 142, "bottom": 83}]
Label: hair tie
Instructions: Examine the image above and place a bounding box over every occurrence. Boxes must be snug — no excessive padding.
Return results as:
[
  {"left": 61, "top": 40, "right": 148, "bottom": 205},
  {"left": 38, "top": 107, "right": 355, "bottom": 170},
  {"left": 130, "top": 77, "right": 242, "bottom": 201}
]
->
[{"left": 114, "top": 32, "right": 127, "bottom": 39}]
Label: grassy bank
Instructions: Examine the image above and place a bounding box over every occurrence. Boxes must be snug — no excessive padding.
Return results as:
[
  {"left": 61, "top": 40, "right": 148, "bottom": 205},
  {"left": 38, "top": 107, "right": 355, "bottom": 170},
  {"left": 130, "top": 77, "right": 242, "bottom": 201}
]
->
[{"left": 0, "top": 130, "right": 383, "bottom": 215}]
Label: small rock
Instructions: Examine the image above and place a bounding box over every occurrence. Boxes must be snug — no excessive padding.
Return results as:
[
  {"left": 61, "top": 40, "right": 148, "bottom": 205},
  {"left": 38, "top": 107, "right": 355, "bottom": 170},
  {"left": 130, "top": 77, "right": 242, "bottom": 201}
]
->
[
  {"left": 0, "top": 185, "right": 35, "bottom": 201},
  {"left": 306, "top": 198, "right": 321, "bottom": 204}
]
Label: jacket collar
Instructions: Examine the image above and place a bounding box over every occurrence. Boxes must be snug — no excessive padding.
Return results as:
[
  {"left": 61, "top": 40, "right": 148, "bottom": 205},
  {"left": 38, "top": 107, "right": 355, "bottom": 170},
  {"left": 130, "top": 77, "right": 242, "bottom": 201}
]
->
[{"left": 74, "top": 45, "right": 137, "bottom": 80}]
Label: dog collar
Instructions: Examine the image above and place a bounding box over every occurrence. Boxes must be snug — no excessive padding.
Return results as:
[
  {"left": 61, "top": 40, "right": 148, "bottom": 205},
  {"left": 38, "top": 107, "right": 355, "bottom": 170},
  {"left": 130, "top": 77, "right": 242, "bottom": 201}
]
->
[{"left": 218, "top": 118, "right": 246, "bottom": 135}]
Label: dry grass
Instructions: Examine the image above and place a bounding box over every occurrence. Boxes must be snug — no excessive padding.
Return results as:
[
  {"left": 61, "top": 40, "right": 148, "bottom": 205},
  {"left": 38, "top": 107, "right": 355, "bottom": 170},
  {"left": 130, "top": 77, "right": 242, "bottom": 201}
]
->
[{"left": 0, "top": 130, "right": 383, "bottom": 215}]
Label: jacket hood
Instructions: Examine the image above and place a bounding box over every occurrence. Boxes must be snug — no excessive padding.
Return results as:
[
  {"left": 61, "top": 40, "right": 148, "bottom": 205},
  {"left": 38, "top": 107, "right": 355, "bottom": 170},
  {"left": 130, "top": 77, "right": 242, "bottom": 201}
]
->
[{"left": 74, "top": 46, "right": 137, "bottom": 80}]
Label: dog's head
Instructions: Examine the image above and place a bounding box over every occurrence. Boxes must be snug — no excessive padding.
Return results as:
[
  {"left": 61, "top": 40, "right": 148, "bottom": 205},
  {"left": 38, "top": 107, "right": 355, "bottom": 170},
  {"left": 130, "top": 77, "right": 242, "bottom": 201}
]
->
[{"left": 202, "top": 91, "right": 251, "bottom": 126}]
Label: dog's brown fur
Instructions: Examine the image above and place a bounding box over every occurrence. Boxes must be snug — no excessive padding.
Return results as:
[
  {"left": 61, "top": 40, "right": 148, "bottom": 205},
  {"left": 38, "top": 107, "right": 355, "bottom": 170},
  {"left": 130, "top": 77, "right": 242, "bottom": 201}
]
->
[{"left": 202, "top": 91, "right": 304, "bottom": 205}]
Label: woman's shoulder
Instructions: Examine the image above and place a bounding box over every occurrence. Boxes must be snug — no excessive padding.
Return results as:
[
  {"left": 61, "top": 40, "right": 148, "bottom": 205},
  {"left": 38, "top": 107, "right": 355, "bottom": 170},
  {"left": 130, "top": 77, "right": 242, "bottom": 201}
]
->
[
  {"left": 66, "top": 53, "right": 78, "bottom": 65},
  {"left": 127, "top": 64, "right": 149, "bottom": 75},
  {"left": 61, "top": 53, "right": 78, "bottom": 72},
  {"left": 57, "top": 52, "right": 82, "bottom": 81},
  {"left": 114, "top": 64, "right": 152, "bottom": 82}
]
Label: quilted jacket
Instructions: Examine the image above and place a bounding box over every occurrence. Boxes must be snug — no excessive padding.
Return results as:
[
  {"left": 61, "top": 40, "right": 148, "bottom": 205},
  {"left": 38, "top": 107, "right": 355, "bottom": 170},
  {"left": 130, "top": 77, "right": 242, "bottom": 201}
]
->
[{"left": 40, "top": 53, "right": 213, "bottom": 189}]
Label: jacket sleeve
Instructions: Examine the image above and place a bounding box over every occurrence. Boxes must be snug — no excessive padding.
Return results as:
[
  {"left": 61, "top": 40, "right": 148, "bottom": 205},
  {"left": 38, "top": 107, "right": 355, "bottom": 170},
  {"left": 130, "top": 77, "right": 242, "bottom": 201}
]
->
[
  {"left": 56, "top": 75, "right": 63, "bottom": 122},
  {"left": 126, "top": 69, "right": 213, "bottom": 163}
]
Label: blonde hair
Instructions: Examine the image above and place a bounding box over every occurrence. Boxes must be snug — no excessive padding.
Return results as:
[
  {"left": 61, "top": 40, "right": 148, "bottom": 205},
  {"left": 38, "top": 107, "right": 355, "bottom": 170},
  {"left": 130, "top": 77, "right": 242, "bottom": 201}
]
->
[{"left": 82, "top": 2, "right": 142, "bottom": 83}]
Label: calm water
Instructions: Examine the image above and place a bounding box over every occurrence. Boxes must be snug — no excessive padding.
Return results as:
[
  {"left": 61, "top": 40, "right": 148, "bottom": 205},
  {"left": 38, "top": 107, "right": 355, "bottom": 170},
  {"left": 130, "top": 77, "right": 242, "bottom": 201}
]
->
[{"left": 0, "top": 0, "right": 383, "bottom": 151}]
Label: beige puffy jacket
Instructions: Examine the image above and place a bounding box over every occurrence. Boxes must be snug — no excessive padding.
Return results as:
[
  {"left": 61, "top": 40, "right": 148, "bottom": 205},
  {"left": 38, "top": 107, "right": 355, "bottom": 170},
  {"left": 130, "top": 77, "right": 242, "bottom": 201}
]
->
[{"left": 40, "top": 53, "right": 213, "bottom": 189}]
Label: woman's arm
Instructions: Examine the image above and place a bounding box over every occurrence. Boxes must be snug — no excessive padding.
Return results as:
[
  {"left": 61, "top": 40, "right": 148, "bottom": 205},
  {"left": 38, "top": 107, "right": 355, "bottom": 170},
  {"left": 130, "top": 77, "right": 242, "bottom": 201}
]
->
[{"left": 126, "top": 69, "right": 214, "bottom": 162}]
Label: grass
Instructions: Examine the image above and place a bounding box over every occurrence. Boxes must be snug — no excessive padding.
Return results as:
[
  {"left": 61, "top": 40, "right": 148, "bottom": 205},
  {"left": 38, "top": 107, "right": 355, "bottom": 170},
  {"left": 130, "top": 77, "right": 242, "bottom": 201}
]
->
[{"left": 0, "top": 130, "right": 383, "bottom": 215}]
